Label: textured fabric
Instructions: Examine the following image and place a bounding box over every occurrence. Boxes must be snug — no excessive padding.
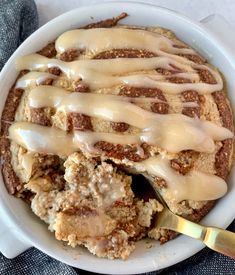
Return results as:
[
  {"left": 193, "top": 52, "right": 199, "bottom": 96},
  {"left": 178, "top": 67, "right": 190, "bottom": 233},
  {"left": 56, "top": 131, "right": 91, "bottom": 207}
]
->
[
  {"left": 0, "top": 0, "right": 235, "bottom": 274},
  {"left": 0, "top": 221, "right": 235, "bottom": 275},
  {"left": 0, "top": 0, "right": 38, "bottom": 70}
]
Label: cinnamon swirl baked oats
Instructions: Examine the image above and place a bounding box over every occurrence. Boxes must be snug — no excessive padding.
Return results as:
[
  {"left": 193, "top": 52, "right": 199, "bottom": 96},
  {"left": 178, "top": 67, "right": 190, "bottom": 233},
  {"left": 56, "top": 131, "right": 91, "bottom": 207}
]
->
[{"left": 0, "top": 13, "right": 234, "bottom": 259}]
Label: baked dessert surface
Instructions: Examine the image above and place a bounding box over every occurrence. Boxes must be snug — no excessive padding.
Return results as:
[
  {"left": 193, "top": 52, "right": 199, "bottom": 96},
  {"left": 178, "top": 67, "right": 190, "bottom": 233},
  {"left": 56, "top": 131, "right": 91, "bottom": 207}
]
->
[{"left": 0, "top": 13, "right": 234, "bottom": 259}]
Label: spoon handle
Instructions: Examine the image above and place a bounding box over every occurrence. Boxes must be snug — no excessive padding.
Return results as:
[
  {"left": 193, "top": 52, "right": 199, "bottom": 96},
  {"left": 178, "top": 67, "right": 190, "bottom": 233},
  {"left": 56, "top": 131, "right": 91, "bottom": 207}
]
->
[
  {"left": 203, "top": 227, "right": 235, "bottom": 259},
  {"left": 156, "top": 208, "right": 235, "bottom": 259}
]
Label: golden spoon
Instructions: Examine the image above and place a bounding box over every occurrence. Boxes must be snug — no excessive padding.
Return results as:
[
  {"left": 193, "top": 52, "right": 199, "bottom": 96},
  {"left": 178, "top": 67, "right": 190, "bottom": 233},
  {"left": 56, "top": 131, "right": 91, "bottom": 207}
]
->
[{"left": 132, "top": 175, "right": 235, "bottom": 259}]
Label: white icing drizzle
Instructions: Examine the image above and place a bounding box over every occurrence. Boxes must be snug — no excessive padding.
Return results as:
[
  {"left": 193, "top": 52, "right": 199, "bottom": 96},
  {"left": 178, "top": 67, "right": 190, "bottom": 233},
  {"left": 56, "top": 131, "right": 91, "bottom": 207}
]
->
[
  {"left": 9, "top": 122, "right": 76, "bottom": 156},
  {"left": 16, "top": 54, "right": 194, "bottom": 73},
  {"left": 16, "top": 72, "right": 56, "bottom": 89},
  {"left": 55, "top": 28, "right": 195, "bottom": 56},
  {"left": 28, "top": 85, "right": 197, "bottom": 108},
  {"left": 137, "top": 156, "right": 227, "bottom": 202},
  {"left": 15, "top": 85, "right": 235, "bottom": 153},
  {"left": 14, "top": 73, "right": 198, "bottom": 107},
  {"left": 8, "top": 122, "right": 228, "bottom": 202},
  {"left": 15, "top": 54, "right": 223, "bottom": 93},
  {"left": 12, "top": 26, "right": 233, "bottom": 204}
]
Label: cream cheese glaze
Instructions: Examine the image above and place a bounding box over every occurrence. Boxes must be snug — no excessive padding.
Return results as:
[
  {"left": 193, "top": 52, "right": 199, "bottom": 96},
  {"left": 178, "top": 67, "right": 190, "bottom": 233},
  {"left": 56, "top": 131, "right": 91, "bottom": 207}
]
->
[
  {"left": 136, "top": 156, "right": 227, "bottom": 202},
  {"left": 27, "top": 86, "right": 233, "bottom": 153},
  {"left": 9, "top": 122, "right": 76, "bottom": 156},
  {"left": 55, "top": 28, "right": 195, "bottom": 55},
  {"left": 16, "top": 73, "right": 198, "bottom": 107},
  {"left": 15, "top": 72, "right": 56, "bottom": 89},
  {"left": 16, "top": 54, "right": 223, "bottom": 93},
  {"left": 9, "top": 26, "right": 234, "bottom": 203},
  {"left": 8, "top": 122, "right": 228, "bottom": 202}
]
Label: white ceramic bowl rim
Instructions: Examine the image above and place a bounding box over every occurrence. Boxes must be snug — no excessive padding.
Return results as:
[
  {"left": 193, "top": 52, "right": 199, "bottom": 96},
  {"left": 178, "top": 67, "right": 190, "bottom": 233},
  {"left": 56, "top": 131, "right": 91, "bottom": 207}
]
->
[{"left": 0, "top": 2, "right": 235, "bottom": 274}]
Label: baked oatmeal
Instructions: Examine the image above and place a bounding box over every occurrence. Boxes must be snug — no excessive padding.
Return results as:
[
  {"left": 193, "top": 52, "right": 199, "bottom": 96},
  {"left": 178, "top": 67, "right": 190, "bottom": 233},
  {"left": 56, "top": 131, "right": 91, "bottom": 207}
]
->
[{"left": 0, "top": 13, "right": 234, "bottom": 259}]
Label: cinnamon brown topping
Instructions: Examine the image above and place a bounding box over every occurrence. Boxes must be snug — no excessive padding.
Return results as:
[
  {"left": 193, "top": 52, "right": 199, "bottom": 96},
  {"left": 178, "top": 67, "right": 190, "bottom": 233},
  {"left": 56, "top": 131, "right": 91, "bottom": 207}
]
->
[
  {"left": 74, "top": 82, "right": 90, "bottom": 93},
  {"left": 215, "top": 140, "right": 232, "bottom": 179},
  {"left": 182, "top": 107, "right": 200, "bottom": 118},
  {"left": 0, "top": 138, "right": 22, "bottom": 194},
  {"left": 1, "top": 85, "right": 26, "bottom": 194},
  {"left": 84, "top": 12, "right": 128, "bottom": 29},
  {"left": 94, "top": 142, "right": 148, "bottom": 162},
  {"left": 173, "top": 44, "right": 187, "bottom": 49},
  {"left": 170, "top": 150, "right": 199, "bottom": 175},
  {"left": 182, "top": 90, "right": 199, "bottom": 102},
  {"left": 94, "top": 49, "right": 157, "bottom": 59},
  {"left": 68, "top": 113, "right": 93, "bottom": 132},
  {"left": 37, "top": 42, "right": 57, "bottom": 58},
  {"left": 1, "top": 88, "right": 24, "bottom": 122},
  {"left": 60, "top": 49, "right": 81, "bottom": 62},
  {"left": 48, "top": 67, "right": 61, "bottom": 76},
  {"left": 213, "top": 90, "right": 233, "bottom": 179},
  {"left": 111, "top": 122, "right": 129, "bottom": 132},
  {"left": 30, "top": 107, "right": 52, "bottom": 126},
  {"left": 120, "top": 86, "right": 169, "bottom": 114},
  {"left": 182, "top": 90, "right": 200, "bottom": 118},
  {"left": 150, "top": 90, "right": 169, "bottom": 114},
  {"left": 198, "top": 69, "right": 216, "bottom": 84},
  {"left": 179, "top": 54, "right": 205, "bottom": 64},
  {"left": 119, "top": 86, "right": 163, "bottom": 98},
  {"left": 151, "top": 102, "right": 169, "bottom": 114},
  {"left": 212, "top": 91, "right": 233, "bottom": 131},
  {"left": 2, "top": 158, "right": 22, "bottom": 194},
  {"left": 0, "top": 121, "right": 10, "bottom": 137},
  {"left": 170, "top": 159, "right": 191, "bottom": 175}
]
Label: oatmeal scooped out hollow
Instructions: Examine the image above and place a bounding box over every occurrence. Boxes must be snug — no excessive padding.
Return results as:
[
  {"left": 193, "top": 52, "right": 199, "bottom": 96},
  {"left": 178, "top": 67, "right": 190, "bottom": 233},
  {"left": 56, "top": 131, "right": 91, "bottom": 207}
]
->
[{"left": 0, "top": 13, "right": 233, "bottom": 259}]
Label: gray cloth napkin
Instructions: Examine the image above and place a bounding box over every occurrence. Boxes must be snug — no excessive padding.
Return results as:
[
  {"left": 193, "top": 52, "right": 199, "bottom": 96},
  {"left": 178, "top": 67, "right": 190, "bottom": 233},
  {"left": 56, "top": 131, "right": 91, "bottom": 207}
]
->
[
  {"left": 1, "top": 221, "right": 235, "bottom": 275},
  {"left": 0, "top": 0, "right": 234, "bottom": 274},
  {"left": 0, "top": 0, "right": 38, "bottom": 69}
]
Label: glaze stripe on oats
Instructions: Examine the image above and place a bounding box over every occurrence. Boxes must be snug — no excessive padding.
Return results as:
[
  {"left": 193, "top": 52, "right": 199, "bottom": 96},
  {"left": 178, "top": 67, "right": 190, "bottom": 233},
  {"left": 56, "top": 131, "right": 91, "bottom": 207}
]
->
[{"left": 16, "top": 54, "right": 223, "bottom": 93}]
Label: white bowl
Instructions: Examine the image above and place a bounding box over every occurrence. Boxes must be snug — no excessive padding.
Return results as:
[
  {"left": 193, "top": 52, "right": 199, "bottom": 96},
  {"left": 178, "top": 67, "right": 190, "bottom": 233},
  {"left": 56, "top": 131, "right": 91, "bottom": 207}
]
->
[{"left": 0, "top": 2, "right": 235, "bottom": 274}]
